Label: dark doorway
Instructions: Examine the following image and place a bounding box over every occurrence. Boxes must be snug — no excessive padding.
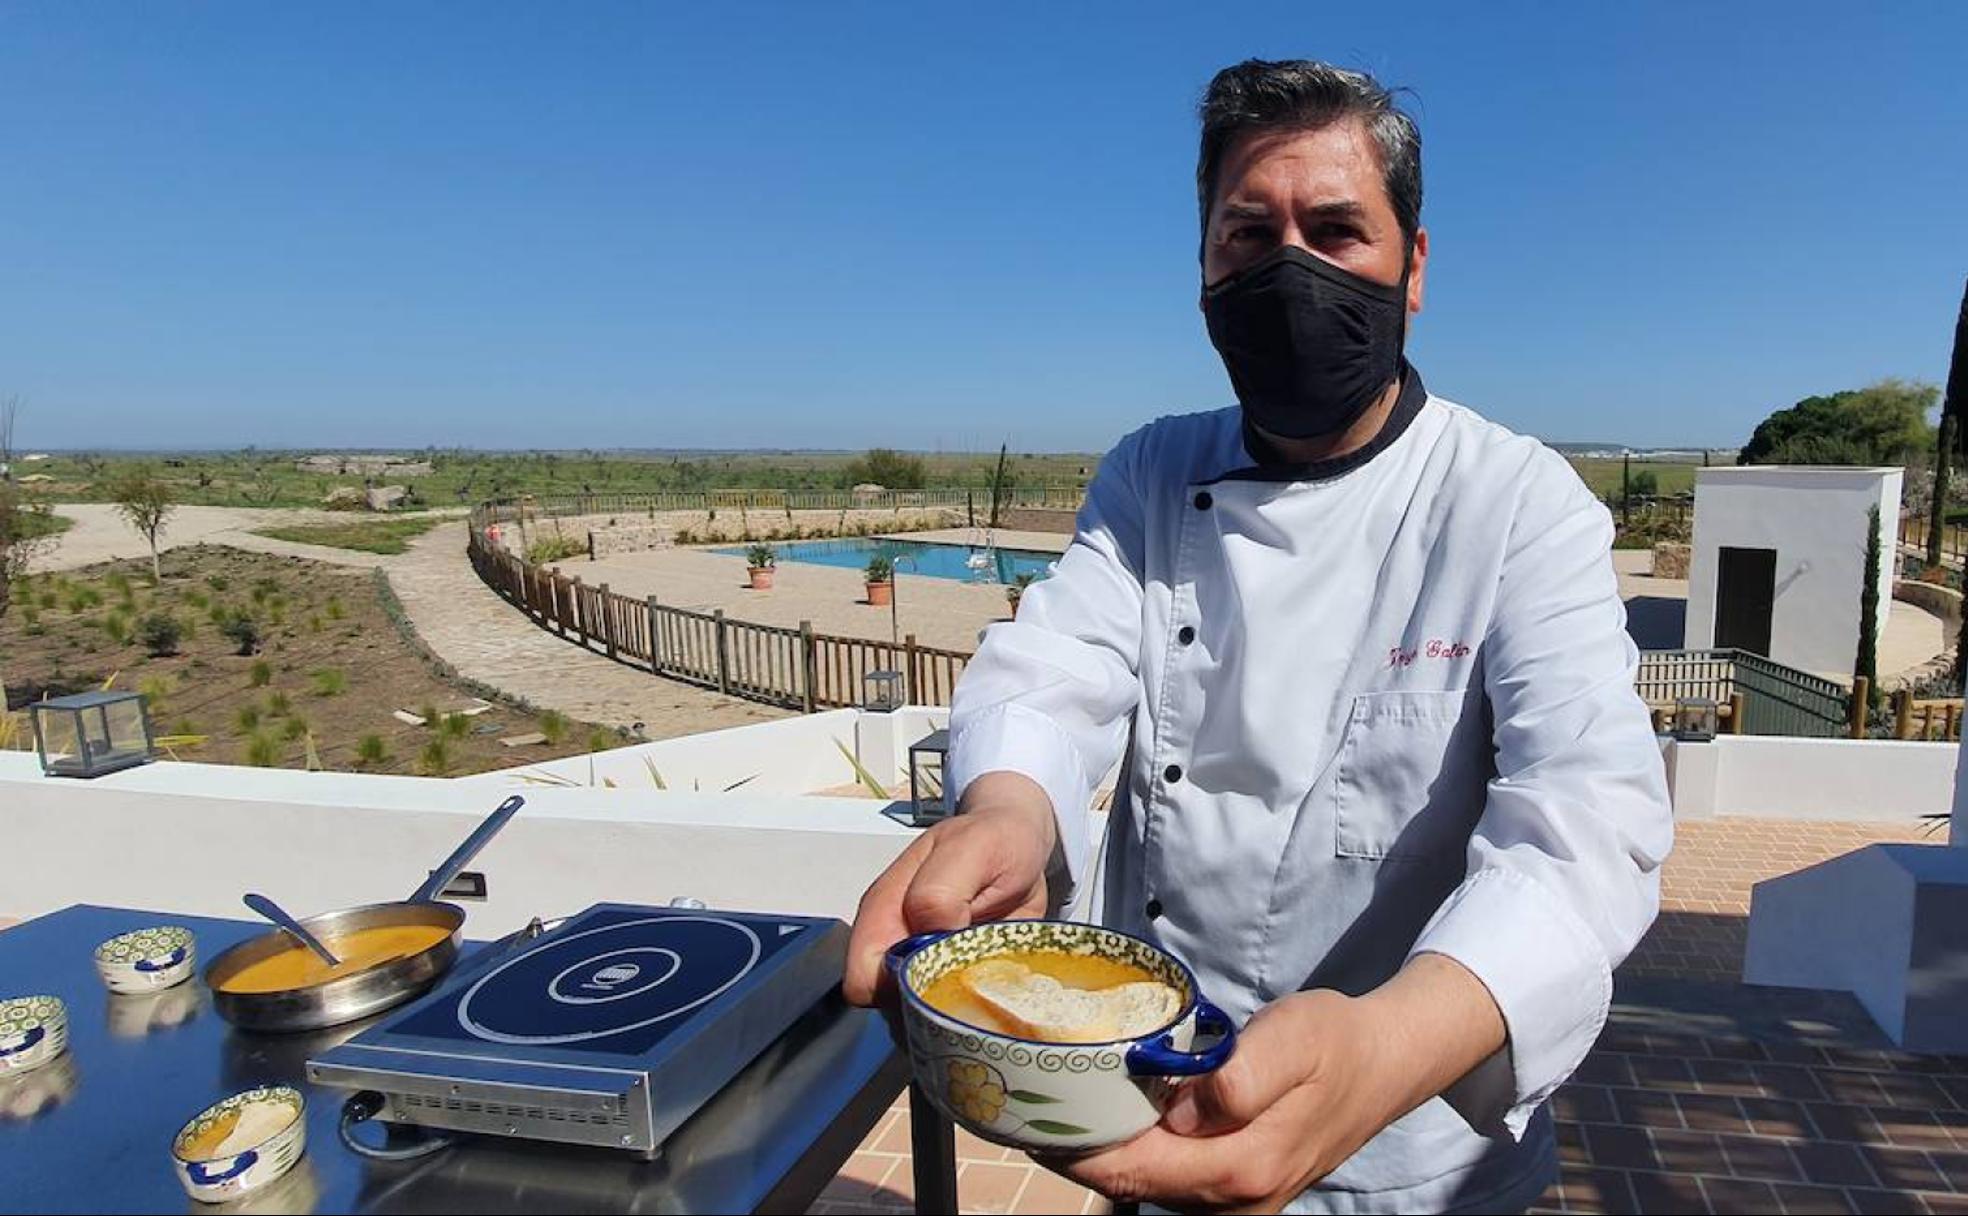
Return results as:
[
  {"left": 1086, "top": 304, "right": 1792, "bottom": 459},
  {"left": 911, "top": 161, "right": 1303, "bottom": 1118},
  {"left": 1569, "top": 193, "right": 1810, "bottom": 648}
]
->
[{"left": 1715, "top": 546, "right": 1777, "bottom": 656}]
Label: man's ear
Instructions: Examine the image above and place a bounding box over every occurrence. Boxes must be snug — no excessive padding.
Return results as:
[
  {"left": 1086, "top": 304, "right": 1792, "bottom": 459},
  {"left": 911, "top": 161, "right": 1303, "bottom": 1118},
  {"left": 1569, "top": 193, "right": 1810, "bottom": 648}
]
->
[{"left": 1406, "top": 227, "right": 1429, "bottom": 316}]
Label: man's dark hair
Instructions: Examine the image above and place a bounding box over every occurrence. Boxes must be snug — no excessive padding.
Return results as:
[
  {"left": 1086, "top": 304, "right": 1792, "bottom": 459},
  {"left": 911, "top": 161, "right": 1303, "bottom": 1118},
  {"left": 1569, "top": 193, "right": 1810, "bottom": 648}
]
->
[{"left": 1197, "top": 59, "right": 1422, "bottom": 248}]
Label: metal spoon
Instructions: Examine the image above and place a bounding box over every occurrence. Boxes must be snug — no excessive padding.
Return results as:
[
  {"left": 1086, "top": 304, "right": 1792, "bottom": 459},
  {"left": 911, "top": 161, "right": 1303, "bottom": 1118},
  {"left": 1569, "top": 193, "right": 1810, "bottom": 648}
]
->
[{"left": 243, "top": 892, "right": 342, "bottom": 967}]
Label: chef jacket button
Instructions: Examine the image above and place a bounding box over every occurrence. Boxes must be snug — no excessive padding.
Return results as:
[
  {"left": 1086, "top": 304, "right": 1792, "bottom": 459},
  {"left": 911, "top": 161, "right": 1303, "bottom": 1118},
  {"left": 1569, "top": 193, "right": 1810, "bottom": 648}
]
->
[
  {"left": 1164, "top": 764, "right": 1183, "bottom": 783},
  {"left": 1193, "top": 490, "right": 1213, "bottom": 510},
  {"left": 1145, "top": 898, "right": 1164, "bottom": 920},
  {"left": 1177, "top": 626, "right": 1196, "bottom": 645}
]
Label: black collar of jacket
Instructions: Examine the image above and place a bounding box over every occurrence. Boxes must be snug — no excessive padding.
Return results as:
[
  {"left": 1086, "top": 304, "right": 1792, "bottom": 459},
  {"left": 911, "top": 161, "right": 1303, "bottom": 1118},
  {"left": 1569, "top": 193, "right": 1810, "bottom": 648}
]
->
[{"left": 1209, "top": 363, "right": 1428, "bottom": 485}]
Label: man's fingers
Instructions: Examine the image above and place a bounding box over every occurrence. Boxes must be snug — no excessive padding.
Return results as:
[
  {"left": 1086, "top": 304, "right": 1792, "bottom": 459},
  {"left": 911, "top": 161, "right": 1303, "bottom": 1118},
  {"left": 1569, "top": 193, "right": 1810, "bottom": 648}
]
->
[
  {"left": 897, "top": 826, "right": 1017, "bottom": 932},
  {"left": 1046, "top": 1126, "right": 1247, "bottom": 1210},
  {"left": 1160, "top": 998, "right": 1316, "bottom": 1135},
  {"left": 841, "top": 835, "right": 934, "bottom": 1006}
]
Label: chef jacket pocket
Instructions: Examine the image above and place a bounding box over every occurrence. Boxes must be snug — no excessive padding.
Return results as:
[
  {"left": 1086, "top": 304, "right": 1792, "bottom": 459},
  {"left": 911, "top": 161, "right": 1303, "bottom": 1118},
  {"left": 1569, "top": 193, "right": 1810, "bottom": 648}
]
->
[{"left": 1333, "top": 689, "right": 1487, "bottom": 863}]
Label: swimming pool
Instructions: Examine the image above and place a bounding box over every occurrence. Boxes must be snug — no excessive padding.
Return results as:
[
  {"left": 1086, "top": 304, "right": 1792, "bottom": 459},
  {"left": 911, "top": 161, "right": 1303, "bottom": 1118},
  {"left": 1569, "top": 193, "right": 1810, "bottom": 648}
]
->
[{"left": 714, "top": 537, "right": 1059, "bottom": 584}]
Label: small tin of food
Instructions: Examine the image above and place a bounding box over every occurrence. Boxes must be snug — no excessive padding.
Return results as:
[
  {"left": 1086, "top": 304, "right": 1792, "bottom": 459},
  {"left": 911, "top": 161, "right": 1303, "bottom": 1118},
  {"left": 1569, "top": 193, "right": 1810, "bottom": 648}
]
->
[
  {"left": 0, "top": 995, "right": 69, "bottom": 1075},
  {"left": 171, "top": 1085, "right": 307, "bottom": 1203},
  {"left": 95, "top": 925, "right": 198, "bottom": 994}
]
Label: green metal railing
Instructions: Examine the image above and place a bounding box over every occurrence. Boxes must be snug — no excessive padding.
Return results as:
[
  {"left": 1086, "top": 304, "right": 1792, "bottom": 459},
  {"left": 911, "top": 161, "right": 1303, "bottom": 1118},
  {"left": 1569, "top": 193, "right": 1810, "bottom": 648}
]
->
[{"left": 1633, "top": 648, "right": 1849, "bottom": 738}]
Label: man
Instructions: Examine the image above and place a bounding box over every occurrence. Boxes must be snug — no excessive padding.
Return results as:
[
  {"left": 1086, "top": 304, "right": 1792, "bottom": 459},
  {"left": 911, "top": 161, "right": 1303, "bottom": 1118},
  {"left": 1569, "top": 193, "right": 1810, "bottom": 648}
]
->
[{"left": 844, "top": 59, "right": 1672, "bottom": 1214}]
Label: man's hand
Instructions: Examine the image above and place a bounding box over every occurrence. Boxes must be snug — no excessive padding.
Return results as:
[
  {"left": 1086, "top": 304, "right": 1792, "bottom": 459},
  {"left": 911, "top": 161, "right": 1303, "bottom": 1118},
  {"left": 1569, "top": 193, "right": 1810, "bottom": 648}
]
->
[
  {"left": 842, "top": 772, "right": 1059, "bottom": 1007},
  {"left": 1051, "top": 954, "right": 1506, "bottom": 1214}
]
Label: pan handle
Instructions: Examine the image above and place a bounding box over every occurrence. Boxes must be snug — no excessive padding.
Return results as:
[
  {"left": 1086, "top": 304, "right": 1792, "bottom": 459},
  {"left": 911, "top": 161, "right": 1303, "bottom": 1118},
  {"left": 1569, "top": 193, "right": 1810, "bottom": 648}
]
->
[{"left": 412, "top": 795, "right": 525, "bottom": 904}]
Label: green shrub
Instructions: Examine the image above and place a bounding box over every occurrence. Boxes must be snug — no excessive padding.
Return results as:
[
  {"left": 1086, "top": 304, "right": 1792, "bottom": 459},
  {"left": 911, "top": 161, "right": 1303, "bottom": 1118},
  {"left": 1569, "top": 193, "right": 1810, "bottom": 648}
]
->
[
  {"left": 64, "top": 587, "right": 102, "bottom": 613},
  {"left": 268, "top": 602, "right": 286, "bottom": 627},
  {"left": 586, "top": 729, "right": 610, "bottom": 753},
  {"left": 234, "top": 705, "right": 261, "bottom": 734},
  {"left": 221, "top": 615, "right": 262, "bottom": 656},
  {"left": 184, "top": 590, "right": 210, "bottom": 610},
  {"left": 102, "top": 611, "right": 131, "bottom": 645},
  {"left": 865, "top": 554, "right": 894, "bottom": 583},
  {"left": 138, "top": 613, "right": 183, "bottom": 656},
  {"left": 37, "top": 590, "right": 56, "bottom": 610},
  {"left": 105, "top": 572, "right": 131, "bottom": 597},
  {"left": 249, "top": 659, "right": 273, "bottom": 687},
  {"left": 539, "top": 709, "right": 568, "bottom": 744},
  {"left": 281, "top": 715, "right": 309, "bottom": 742},
  {"left": 267, "top": 691, "right": 291, "bottom": 716},
  {"left": 526, "top": 535, "right": 588, "bottom": 564},
  {"left": 419, "top": 702, "right": 441, "bottom": 728},
  {"left": 309, "top": 668, "right": 347, "bottom": 697},
  {"left": 307, "top": 614, "right": 323, "bottom": 634},
  {"left": 326, "top": 598, "right": 345, "bottom": 621},
  {"left": 746, "top": 542, "right": 776, "bottom": 568},
  {"left": 206, "top": 575, "right": 229, "bottom": 592},
  {"left": 137, "top": 674, "right": 173, "bottom": 707},
  {"left": 418, "top": 738, "right": 453, "bottom": 776},
  {"left": 244, "top": 731, "right": 279, "bottom": 767},
  {"left": 172, "top": 718, "right": 198, "bottom": 737},
  {"left": 356, "top": 734, "right": 388, "bottom": 766},
  {"left": 20, "top": 605, "right": 38, "bottom": 628},
  {"left": 441, "top": 712, "right": 471, "bottom": 739}
]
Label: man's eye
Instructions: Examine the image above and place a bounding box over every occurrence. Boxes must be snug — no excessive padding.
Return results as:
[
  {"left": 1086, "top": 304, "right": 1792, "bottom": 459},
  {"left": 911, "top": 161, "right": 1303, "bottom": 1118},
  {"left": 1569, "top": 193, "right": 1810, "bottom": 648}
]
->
[{"left": 1229, "top": 226, "right": 1267, "bottom": 242}]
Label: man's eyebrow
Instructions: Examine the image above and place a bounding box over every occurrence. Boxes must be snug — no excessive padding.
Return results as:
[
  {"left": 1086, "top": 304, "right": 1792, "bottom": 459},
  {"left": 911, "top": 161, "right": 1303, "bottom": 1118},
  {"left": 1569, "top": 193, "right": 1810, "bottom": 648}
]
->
[{"left": 1301, "top": 200, "right": 1368, "bottom": 222}]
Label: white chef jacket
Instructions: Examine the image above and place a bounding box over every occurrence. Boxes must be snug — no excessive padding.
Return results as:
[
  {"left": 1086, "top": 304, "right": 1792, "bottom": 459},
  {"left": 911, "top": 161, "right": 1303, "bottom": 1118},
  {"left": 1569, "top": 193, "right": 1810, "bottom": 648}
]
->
[{"left": 946, "top": 368, "right": 1673, "bottom": 1214}]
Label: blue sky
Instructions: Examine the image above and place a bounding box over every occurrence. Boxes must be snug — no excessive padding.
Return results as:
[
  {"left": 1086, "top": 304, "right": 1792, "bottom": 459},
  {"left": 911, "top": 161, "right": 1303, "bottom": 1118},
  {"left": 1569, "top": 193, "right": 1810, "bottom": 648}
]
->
[{"left": 3, "top": 2, "right": 1963, "bottom": 453}]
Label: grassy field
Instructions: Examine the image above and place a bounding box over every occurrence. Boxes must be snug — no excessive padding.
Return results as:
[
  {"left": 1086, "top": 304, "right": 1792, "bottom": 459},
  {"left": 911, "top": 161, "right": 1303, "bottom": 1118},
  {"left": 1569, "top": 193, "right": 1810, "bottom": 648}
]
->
[
  {"left": 252, "top": 516, "right": 447, "bottom": 554},
  {"left": 1, "top": 546, "right": 613, "bottom": 775},
  {"left": 12, "top": 447, "right": 1708, "bottom": 513},
  {"left": 13, "top": 449, "right": 1102, "bottom": 510},
  {"left": 15, "top": 510, "right": 74, "bottom": 540},
  {"left": 1568, "top": 457, "right": 1704, "bottom": 502}
]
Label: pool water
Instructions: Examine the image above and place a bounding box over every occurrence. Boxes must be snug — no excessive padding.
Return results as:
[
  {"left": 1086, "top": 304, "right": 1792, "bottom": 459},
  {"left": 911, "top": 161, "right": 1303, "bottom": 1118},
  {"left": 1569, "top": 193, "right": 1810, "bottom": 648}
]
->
[{"left": 715, "top": 538, "right": 1058, "bottom": 585}]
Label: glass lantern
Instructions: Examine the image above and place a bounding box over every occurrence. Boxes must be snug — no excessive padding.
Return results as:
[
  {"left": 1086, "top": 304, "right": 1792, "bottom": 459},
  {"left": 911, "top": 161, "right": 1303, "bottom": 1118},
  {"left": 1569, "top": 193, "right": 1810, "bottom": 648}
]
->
[
  {"left": 863, "top": 670, "right": 904, "bottom": 713},
  {"left": 907, "top": 728, "right": 951, "bottom": 827},
  {"left": 1672, "top": 696, "right": 1719, "bottom": 743},
  {"left": 30, "top": 690, "right": 157, "bottom": 778}
]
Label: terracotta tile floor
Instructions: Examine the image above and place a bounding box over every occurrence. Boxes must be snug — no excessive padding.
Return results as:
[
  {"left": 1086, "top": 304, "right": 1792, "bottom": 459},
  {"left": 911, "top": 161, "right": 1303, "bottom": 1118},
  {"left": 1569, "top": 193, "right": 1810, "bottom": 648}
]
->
[{"left": 810, "top": 817, "right": 1965, "bottom": 1215}]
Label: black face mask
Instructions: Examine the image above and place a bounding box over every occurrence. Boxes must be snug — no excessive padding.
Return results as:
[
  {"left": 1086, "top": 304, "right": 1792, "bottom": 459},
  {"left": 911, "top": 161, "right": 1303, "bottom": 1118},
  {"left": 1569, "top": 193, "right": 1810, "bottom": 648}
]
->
[{"left": 1202, "top": 246, "right": 1408, "bottom": 441}]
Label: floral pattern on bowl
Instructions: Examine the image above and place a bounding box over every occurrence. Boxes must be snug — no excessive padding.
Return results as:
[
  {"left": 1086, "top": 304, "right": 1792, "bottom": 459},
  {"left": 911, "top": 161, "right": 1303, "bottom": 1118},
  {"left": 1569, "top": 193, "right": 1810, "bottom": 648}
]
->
[
  {"left": 0, "top": 995, "right": 69, "bottom": 1075},
  {"left": 172, "top": 1085, "right": 307, "bottom": 1204},
  {"left": 95, "top": 925, "right": 198, "bottom": 994}
]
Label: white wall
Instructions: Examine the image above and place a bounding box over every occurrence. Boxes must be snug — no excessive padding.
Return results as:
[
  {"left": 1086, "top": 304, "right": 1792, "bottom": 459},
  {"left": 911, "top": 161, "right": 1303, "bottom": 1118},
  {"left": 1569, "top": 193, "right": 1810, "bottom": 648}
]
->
[
  {"left": 453, "top": 706, "right": 950, "bottom": 796},
  {"left": 0, "top": 752, "right": 916, "bottom": 934},
  {"left": 1665, "top": 734, "right": 1955, "bottom": 821},
  {"left": 1685, "top": 467, "right": 1902, "bottom": 676}
]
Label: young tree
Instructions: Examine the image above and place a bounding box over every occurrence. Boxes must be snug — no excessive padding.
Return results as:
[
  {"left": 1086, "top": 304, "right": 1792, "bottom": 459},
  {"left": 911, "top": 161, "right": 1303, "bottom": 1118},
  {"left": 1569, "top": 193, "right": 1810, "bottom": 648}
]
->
[
  {"left": 1855, "top": 504, "right": 1882, "bottom": 717},
  {"left": 1929, "top": 412, "right": 1955, "bottom": 569},
  {"left": 112, "top": 467, "right": 177, "bottom": 582},
  {"left": 0, "top": 394, "right": 19, "bottom": 481}
]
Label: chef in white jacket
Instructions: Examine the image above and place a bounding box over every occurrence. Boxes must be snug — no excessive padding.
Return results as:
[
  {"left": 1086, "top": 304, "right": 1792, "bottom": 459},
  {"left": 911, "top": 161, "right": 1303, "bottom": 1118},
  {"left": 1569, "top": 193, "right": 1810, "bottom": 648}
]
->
[{"left": 845, "top": 59, "right": 1673, "bottom": 1214}]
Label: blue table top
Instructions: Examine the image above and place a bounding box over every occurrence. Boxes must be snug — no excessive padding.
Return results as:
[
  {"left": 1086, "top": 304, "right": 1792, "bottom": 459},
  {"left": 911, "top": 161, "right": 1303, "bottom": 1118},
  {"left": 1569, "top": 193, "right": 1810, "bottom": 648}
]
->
[{"left": 0, "top": 904, "right": 907, "bottom": 1214}]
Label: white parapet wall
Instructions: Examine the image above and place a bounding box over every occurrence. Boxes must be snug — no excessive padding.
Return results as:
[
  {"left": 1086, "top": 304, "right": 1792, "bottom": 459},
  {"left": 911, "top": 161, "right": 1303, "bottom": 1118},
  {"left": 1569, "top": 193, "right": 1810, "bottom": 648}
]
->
[
  {"left": 0, "top": 751, "right": 918, "bottom": 935},
  {"left": 1665, "top": 734, "right": 1956, "bottom": 822},
  {"left": 455, "top": 707, "right": 951, "bottom": 796}
]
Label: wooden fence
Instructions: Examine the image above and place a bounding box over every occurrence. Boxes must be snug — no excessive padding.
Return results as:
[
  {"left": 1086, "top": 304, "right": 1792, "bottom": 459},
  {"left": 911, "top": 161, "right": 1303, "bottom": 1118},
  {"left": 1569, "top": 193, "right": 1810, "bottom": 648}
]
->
[
  {"left": 467, "top": 516, "right": 970, "bottom": 711},
  {"left": 469, "top": 501, "right": 1908, "bottom": 734},
  {"left": 1901, "top": 512, "right": 1968, "bottom": 566},
  {"left": 475, "top": 485, "right": 1087, "bottom": 523},
  {"left": 1892, "top": 691, "right": 1965, "bottom": 742}
]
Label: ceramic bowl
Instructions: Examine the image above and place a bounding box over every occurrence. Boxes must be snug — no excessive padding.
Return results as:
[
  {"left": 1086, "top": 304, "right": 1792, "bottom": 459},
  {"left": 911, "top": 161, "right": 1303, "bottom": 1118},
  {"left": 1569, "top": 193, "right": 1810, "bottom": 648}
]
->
[
  {"left": 171, "top": 1086, "right": 307, "bottom": 1204},
  {"left": 886, "top": 920, "right": 1235, "bottom": 1153},
  {"left": 95, "top": 925, "right": 198, "bottom": 994},
  {"left": 0, "top": 995, "right": 69, "bottom": 1075}
]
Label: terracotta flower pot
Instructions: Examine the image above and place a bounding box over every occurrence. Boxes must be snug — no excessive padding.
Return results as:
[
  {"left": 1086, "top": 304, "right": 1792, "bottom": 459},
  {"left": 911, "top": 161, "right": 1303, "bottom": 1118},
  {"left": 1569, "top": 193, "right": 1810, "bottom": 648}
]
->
[
  {"left": 866, "top": 580, "right": 893, "bottom": 607},
  {"left": 749, "top": 567, "right": 775, "bottom": 590}
]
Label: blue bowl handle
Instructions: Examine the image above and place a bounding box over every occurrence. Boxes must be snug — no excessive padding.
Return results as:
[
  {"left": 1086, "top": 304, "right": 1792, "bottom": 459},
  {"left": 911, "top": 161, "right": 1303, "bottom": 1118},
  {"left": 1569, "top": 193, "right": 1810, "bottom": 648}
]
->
[
  {"left": 0, "top": 1026, "right": 45, "bottom": 1058},
  {"left": 882, "top": 931, "right": 952, "bottom": 985},
  {"left": 187, "top": 1149, "right": 258, "bottom": 1185},
  {"left": 1125, "top": 1000, "right": 1235, "bottom": 1077},
  {"left": 137, "top": 947, "right": 187, "bottom": 973}
]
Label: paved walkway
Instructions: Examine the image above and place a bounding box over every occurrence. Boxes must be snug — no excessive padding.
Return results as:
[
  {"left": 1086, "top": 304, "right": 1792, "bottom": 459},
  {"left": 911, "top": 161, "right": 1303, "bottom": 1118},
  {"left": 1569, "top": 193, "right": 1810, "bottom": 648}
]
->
[{"left": 387, "top": 523, "right": 787, "bottom": 735}]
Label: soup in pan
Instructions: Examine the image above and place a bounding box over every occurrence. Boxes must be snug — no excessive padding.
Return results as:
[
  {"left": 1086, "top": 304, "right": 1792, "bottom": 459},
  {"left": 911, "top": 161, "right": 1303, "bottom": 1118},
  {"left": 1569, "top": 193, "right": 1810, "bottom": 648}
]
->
[
  {"left": 918, "top": 951, "right": 1181, "bottom": 1043},
  {"left": 215, "top": 923, "right": 453, "bottom": 994}
]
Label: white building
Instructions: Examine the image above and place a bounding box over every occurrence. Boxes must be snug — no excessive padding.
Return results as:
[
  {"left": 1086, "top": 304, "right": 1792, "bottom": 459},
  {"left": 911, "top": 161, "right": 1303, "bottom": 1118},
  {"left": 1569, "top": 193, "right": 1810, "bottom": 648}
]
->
[{"left": 1683, "top": 466, "right": 1901, "bottom": 679}]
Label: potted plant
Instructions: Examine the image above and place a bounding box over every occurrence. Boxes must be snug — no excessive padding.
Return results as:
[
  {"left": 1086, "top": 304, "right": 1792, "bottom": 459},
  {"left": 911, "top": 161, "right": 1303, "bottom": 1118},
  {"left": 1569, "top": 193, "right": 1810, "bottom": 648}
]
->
[
  {"left": 865, "top": 554, "right": 894, "bottom": 607},
  {"left": 746, "top": 543, "right": 777, "bottom": 590},
  {"left": 1006, "top": 572, "right": 1039, "bottom": 616}
]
